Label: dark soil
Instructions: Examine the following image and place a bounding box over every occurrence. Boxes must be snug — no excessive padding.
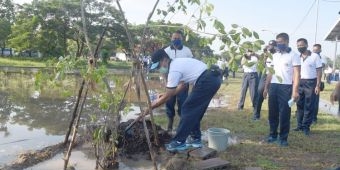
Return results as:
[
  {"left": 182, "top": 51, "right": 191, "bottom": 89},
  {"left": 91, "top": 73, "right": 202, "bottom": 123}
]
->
[{"left": 117, "top": 119, "right": 172, "bottom": 154}]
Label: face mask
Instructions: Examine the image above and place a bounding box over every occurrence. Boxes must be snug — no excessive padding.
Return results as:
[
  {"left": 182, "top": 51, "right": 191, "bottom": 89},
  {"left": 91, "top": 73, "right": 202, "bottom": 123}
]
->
[
  {"left": 159, "top": 67, "right": 168, "bottom": 74},
  {"left": 172, "top": 39, "right": 182, "bottom": 47},
  {"left": 277, "top": 43, "right": 287, "bottom": 52},
  {"left": 316, "top": 51, "right": 321, "bottom": 55},
  {"left": 298, "top": 47, "right": 307, "bottom": 54}
]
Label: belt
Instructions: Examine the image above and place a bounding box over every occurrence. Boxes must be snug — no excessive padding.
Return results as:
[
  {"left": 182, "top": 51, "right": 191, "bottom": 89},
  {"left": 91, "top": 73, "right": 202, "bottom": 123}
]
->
[{"left": 300, "top": 78, "right": 317, "bottom": 81}]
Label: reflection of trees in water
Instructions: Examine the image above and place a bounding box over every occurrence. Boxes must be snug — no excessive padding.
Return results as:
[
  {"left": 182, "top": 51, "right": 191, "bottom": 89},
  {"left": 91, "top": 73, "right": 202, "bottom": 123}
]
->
[
  {"left": 0, "top": 92, "right": 12, "bottom": 137},
  {"left": 0, "top": 72, "right": 166, "bottom": 137}
]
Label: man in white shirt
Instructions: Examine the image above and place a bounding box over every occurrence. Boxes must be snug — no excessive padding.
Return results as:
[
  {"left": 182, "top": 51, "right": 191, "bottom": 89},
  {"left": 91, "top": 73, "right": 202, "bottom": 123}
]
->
[
  {"left": 163, "top": 30, "right": 193, "bottom": 132},
  {"left": 312, "top": 44, "right": 326, "bottom": 123},
  {"left": 148, "top": 49, "right": 221, "bottom": 152},
  {"left": 263, "top": 33, "right": 301, "bottom": 147},
  {"left": 293, "top": 38, "right": 322, "bottom": 136},
  {"left": 238, "top": 50, "right": 258, "bottom": 110}
]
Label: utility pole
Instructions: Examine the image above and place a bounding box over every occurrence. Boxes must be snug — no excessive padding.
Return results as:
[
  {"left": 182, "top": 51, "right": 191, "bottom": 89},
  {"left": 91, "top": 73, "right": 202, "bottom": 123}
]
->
[{"left": 314, "top": 0, "right": 320, "bottom": 44}]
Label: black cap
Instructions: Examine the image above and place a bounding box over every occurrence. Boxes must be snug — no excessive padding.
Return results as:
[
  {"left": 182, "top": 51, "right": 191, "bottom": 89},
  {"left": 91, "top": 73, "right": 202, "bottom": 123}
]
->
[
  {"left": 150, "top": 49, "right": 169, "bottom": 70},
  {"left": 268, "top": 40, "right": 277, "bottom": 46}
]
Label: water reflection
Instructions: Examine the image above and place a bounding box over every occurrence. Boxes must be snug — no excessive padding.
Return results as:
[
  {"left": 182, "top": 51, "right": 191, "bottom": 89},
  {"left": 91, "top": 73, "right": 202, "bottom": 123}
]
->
[{"left": 0, "top": 71, "right": 164, "bottom": 166}]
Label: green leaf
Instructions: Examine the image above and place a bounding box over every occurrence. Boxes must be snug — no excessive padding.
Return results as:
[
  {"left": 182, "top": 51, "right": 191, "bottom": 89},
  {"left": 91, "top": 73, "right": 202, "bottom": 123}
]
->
[
  {"left": 162, "top": 10, "right": 168, "bottom": 16},
  {"left": 253, "top": 31, "right": 260, "bottom": 39},
  {"left": 231, "top": 24, "right": 238, "bottom": 28},
  {"left": 213, "top": 19, "right": 225, "bottom": 34},
  {"left": 241, "top": 27, "right": 252, "bottom": 37},
  {"left": 229, "top": 29, "right": 237, "bottom": 34},
  {"left": 219, "top": 45, "right": 225, "bottom": 51},
  {"left": 276, "top": 75, "right": 283, "bottom": 83}
]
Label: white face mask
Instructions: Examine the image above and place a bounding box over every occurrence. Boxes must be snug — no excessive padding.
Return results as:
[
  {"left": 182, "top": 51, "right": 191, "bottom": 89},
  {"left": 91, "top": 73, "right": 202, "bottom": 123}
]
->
[{"left": 159, "top": 67, "right": 168, "bottom": 74}]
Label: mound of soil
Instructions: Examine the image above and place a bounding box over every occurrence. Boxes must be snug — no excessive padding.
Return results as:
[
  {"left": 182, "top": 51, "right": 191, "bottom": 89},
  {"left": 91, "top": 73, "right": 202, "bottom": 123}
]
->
[{"left": 117, "top": 119, "right": 171, "bottom": 154}]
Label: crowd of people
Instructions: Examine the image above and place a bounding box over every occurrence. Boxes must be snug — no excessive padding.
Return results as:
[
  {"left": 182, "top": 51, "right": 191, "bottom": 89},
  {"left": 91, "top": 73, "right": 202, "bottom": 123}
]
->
[{"left": 144, "top": 29, "right": 330, "bottom": 152}]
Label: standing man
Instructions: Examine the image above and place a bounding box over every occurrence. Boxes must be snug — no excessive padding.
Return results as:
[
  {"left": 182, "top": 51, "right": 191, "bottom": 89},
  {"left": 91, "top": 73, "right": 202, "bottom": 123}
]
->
[
  {"left": 312, "top": 44, "right": 326, "bottom": 123},
  {"left": 252, "top": 40, "right": 276, "bottom": 120},
  {"left": 263, "top": 33, "right": 301, "bottom": 147},
  {"left": 238, "top": 50, "right": 258, "bottom": 110},
  {"left": 163, "top": 30, "right": 193, "bottom": 132},
  {"left": 294, "top": 38, "right": 322, "bottom": 136},
  {"left": 149, "top": 49, "right": 221, "bottom": 152}
]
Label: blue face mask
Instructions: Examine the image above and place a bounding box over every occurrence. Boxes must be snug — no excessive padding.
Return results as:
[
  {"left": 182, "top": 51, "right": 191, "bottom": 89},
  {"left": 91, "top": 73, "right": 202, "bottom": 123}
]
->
[
  {"left": 159, "top": 67, "right": 168, "bottom": 74},
  {"left": 277, "top": 43, "right": 287, "bottom": 52},
  {"left": 172, "top": 39, "right": 182, "bottom": 47}
]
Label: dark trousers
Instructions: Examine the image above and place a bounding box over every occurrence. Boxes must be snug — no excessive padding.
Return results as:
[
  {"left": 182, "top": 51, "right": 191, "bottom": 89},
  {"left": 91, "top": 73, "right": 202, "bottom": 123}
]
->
[
  {"left": 173, "top": 70, "right": 221, "bottom": 142},
  {"left": 313, "top": 94, "right": 320, "bottom": 122},
  {"left": 296, "top": 79, "right": 317, "bottom": 130},
  {"left": 165, "top": 84, "right": 189, "bottom": 118},
  {"left": 253, "top": 73, "right": 266, "bottom": 118},
  {"left": 268, "top": 83, "right": 292, "bottom": 141},
  {"left": 238, "top": 72, "right": 258, "bottom": 109}
]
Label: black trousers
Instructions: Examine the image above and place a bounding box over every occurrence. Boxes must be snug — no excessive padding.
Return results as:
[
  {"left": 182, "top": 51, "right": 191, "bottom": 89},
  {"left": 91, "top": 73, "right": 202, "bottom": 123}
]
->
[
  {"left": 268, "top": 83, "right": 292, "bottom": 141},
  {"left": 253, "top": 73, "right": 266, "bottom": 118},
  {"left": 296, "top": 79, "right": 317, "bottom": 130}
]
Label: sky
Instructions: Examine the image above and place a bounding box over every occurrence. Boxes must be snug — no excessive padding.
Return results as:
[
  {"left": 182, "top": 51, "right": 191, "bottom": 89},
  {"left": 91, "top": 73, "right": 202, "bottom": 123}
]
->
[{"left": 13, "top": 0, "right": 340, "bottom": 59}]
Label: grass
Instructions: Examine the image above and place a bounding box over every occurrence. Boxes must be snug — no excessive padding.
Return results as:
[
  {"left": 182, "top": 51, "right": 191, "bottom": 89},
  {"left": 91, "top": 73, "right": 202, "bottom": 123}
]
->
[
  {"left": 153, "top": 77, "right": 340, "bottom": 170},
  {"left": 0, "top": 56, "right": 48, "bottom": 67}
]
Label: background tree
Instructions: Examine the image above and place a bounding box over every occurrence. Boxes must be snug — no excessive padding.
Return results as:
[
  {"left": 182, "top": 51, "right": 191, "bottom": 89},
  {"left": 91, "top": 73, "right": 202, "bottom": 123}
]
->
[{"left": 0, "top": 0, "right": 15, "bottom": 56}]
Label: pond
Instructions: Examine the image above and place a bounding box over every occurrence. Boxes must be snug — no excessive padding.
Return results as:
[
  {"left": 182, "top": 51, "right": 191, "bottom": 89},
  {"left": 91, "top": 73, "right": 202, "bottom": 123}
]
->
[{"left": 0, "top": 69, "right": 229, "bottom": 170}]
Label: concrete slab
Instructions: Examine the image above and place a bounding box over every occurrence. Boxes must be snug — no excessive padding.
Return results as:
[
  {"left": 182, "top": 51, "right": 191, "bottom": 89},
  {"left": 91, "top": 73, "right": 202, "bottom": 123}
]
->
[{"left": 194, "top": 157, "right": 230, "bottom": 170}]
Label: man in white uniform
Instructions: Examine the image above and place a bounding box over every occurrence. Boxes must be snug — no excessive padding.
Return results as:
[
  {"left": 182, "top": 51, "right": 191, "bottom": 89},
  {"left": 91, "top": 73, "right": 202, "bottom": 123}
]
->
[
  {"left": 148, "top": 49, "right": 221, "bottom": 152},
  {"left": 294, "top": 38, "right": 322, "bottom": 136},
  {"left": 263, "top": 33, "right": 301, "bottom": 147},
  {"left": 312, "top": 44, "right": 326, "bottom": 123},
  {"left": 163, "top": 30, "right": 193, "bottom": 132},
  {"left": 238, "top": 50, "right": 258, "bottom": 110}
]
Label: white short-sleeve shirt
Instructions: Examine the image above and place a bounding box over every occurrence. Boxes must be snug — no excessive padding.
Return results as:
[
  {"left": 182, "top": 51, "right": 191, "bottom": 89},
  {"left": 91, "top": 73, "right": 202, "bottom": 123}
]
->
[
  {"left": 166, "top": 58, "right": 207, "bottom": 88},
  {"left": 271, "top": 51, "right": 301, "bottom": 84},
  {"left": 300, "top": 53, "right": 323, "bottom": 79},
  {"left": 164, "top": 45, "right": 193, "bottom": 59},
  {"left": 242, "top": 55, "right": 258, "bottom": 73}
]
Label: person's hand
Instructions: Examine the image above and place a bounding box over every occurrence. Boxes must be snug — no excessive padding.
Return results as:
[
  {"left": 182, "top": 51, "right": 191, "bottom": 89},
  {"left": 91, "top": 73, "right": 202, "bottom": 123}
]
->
[
  {"left": 292, "top": 91, "right": 299, "bottom": 102},
  {"left": 315, "top": 86, "right": 320, "bottom": 95},
  {"left": 263, "top": 88, "right": 268, "bottom": 99},
  {"left": 157, "top": 93, "right": 164, "bottom": 99}
]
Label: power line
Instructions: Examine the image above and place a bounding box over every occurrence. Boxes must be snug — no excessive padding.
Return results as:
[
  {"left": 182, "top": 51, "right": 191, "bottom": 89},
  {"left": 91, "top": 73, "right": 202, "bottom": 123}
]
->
[
  {"left": 315, "top": 0, "right": 320, "bottom": 44},
  {"left": 291, "top": 0, "right": 317, "bottom": 36},
  {"left": 322, "top": 0, "right": 340, "bottom": 2}
]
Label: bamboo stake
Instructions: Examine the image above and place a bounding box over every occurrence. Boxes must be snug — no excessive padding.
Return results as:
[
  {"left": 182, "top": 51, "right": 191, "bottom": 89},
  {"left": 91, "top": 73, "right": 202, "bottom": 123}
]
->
[
  {"left": 64, "top": 83, "right": 89, "bottom": 170},
  {"left": 64, "top": 79, "right": 85, "bottom": 145}
]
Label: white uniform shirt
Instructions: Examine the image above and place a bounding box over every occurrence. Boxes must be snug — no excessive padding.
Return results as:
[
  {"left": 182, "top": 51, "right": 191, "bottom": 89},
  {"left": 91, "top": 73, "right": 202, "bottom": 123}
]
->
[
  {"left": 164, "top": 45, "right": 193, "bottom": 59},
  {"left": 166, "top": 58, "right": 207, "bottom": 88},
  {"left": 300, "top": 53, "right": 323, "bottom": 79},
  {"left": 242, "top": 56, "right": 258, "bottom": 73},
  {"left": 271, "top": 51, "right": 301, "bottom": 84}
]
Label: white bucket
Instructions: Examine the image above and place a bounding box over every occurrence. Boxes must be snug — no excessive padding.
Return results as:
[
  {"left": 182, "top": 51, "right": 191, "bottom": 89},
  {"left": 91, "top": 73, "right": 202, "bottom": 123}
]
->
[{"left": 207, "top": 128, "right": 230, "bottom": 152}]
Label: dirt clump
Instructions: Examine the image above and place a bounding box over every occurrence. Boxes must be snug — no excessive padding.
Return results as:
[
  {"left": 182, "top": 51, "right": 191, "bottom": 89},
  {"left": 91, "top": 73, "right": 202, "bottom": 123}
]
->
[{"left": 117, "top": 119, "right": 172, "bottom": 154}]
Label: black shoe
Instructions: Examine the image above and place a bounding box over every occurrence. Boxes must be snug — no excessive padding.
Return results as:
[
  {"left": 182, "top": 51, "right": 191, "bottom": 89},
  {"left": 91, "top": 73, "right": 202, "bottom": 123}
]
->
[
  {"left": 293, "top": 127, "right": 303, "bottom": 131},
  {"left": 303, "top": 129, "right": 310, "bottom": 136},
  {"left": 252, "top": 117, "right": 260, "bottom": 121},
  {"left": 278, "top": 140, "right": 289, "bottom": 147},
  {"left": 266, "top": 136, "right": 277, "bottom": 143}
]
